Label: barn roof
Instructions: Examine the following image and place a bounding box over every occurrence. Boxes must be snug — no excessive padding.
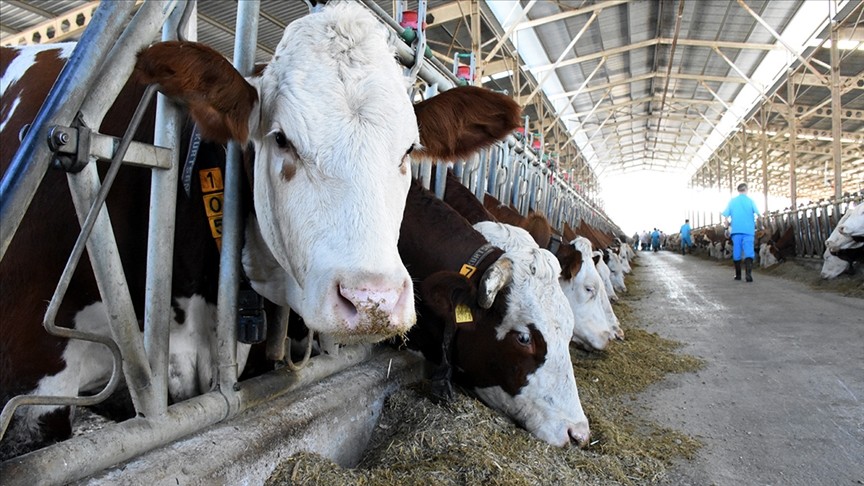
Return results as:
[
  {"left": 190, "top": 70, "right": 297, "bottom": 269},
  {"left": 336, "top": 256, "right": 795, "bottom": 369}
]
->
[{"left": 2, "top": 0, "right": 862, "bottom": 205}]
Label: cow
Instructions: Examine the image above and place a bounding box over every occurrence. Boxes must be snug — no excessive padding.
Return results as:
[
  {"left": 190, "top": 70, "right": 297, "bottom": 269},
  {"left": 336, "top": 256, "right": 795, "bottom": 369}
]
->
[
  {"left": 0, "top": 3, "right": 520, "bottom": 459},
  {"left": 593, "top": 250, "right": 619, "bottom": 302},
  {"left": 826, "top": 204, "right": 864, "bottom": 252},
  {"left": 834, "top": 204, "right": 864, "bottom": 239},
  {"left": 759, "top": 225, "right": 795, "bottom": 268},
  {"left": 398, "top": 180, "right": 590, "bottom": 447},
  {"left": 604, "top": 249, "right": 627, "bottom": 293},
  {"left": 821, "top": 246, "right": 864, "bottom": 279},
  {"left": 438, "top": 172, "right": 619, "bottom": 350}
]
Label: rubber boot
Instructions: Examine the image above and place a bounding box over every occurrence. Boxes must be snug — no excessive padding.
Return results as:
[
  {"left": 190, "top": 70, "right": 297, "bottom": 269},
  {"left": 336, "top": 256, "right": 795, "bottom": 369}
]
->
[
  {"left": 734, "top": 260, "right": 742, "bottom": 280},
  {"left": 745, "top": 258, "right": 753, "bottom": 282}
]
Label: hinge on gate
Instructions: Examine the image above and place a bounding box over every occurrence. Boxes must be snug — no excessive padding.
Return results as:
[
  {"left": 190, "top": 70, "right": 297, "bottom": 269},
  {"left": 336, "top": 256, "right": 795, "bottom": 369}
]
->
[{"left": 46, "top": 117, "right": 173, "bottom": 173}]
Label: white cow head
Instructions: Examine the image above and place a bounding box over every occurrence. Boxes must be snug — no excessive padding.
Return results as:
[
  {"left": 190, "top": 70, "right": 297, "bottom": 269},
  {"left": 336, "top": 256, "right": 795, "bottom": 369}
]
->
[
  {"left": 759, "top": 242, "right": 778, "bottom": 268},
  {"left": 137, "top": 5, "right": 519, "bottom": 343},
  {"left": 593, "top": 251, "right": 618, "bottom": 302},
  {"left": 605, "top": 250, "right": 627, "bottom": 293},
  {"left": 558, "top": 237, "right": 620, "bottom": 349},
  {"left": 471, "top": 222, "right": 590, "bottom": 447},
  {"left": 821, "top": 247, "right": 851, "bottom": 279},
  {"left": 826, "top": 204, "right": 864, "bottom": 253}
]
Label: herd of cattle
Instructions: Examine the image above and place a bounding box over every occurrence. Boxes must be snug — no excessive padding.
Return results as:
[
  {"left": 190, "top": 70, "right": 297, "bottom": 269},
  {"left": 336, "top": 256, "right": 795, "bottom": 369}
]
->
[
  {"left": 0, "top": 4, "right": 639, "bottom": 463},
  {"left": 661, "top": 203, "right": 864, "bottom": 278}
]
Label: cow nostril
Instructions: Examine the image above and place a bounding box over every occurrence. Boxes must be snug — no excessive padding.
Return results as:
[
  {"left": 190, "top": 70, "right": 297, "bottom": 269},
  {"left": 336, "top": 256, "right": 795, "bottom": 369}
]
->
[
  {"left": 336, "top": 285, "right": 359, "bottom": 319},
  {"left": 568, "top": 426, "right": 591, "bottom": 448}
]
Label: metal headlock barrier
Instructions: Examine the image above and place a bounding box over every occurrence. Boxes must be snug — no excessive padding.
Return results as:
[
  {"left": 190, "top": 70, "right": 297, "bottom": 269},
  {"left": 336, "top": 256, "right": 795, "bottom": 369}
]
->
[
  {"left": 757, "top": 191, "right": 862, "bottom": 258},
  {"left": 693, "top": 191, "right": 862, "bottom": 259},
  {"left": 0, "top": 0, "right": 619, "bottom": 483}
]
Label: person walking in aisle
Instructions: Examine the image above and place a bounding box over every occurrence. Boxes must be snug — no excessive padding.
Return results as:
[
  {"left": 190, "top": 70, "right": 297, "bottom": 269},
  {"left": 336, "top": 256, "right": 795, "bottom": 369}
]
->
[
  {"left": 680, "top": 219, "right": 692, "bottom": 255},
  {"left": 722, "top": 183, "right": 760, "bottom": 282}
]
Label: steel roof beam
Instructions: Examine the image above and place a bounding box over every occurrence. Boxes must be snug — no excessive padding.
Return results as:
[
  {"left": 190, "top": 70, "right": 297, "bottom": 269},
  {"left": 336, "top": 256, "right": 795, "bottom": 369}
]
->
[
  {"left": 427, "top": 0, "right": 470, "bottom": 27},
  {"left": 522, "top": 9, "right": 601, "bottom": 107},
  {"left": 484, "top": 0, "right": 537, "bottom": 63},
  {"left": 530, "top": 38, "right": 779, "bottom": 74},
  {"left": 513, "top": 0, "right": 631, "bottom": 31}
]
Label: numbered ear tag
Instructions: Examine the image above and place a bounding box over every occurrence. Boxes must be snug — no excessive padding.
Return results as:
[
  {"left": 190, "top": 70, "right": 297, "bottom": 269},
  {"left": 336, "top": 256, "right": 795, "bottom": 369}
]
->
[{"left": 454, "top": 303, "right": 473, "bottom": 324}]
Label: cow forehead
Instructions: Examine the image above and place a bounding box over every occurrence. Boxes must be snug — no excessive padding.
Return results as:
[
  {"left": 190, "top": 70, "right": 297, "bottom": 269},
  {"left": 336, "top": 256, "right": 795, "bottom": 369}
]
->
[{"left": 258, "top": 4, "right": 416, "bottom": 159}]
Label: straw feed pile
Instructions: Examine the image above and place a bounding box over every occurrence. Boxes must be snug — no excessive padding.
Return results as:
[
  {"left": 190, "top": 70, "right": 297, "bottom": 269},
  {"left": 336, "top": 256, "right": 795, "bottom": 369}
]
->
[{"left": 268, "top": 274, "right": 704, "bottom": 485}]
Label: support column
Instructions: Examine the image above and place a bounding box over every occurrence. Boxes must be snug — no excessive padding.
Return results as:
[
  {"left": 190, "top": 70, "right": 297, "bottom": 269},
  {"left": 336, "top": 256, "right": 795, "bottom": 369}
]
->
[
  {"left": 829, "top": 0, "right": 843, "bottom": 204},
  {"left": 787, "top": 69, "right": 801, "bottom": 256},
  {"left": 760, "top": 108, "right": 769, "bottom": 212}
]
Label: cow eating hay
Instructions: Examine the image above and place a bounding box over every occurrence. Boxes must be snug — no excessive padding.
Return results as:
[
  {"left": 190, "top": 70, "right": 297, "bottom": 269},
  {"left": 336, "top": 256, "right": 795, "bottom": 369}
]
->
[{"left": 266, "top": 280, "right": 704, "bottom": 485}]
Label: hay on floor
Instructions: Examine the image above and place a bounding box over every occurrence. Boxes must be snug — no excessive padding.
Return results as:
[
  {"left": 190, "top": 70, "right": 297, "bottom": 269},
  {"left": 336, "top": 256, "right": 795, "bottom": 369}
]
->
[{"left": 268, "top": 274, "right": 704, "bottom": 486}]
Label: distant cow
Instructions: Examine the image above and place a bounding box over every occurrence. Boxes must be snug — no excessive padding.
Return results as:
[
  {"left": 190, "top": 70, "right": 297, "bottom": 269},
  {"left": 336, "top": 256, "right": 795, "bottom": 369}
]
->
[
  {"left": 399, "top": 180, "right": 590, "bottom": 447},
  {"left": 0, "top": 4, "right": 519, "bottom": 459},
  {"left": 440, "top": 173, "right": 619, "bottom": 350},
  {"left": 759, "top": 226, "right": 796, "bottom": 268}
]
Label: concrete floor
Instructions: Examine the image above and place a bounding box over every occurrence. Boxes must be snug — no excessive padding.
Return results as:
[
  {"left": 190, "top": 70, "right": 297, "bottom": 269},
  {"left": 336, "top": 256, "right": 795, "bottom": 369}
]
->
[{"left": 629, "top": 251, "right": 864, "bottom": 486}]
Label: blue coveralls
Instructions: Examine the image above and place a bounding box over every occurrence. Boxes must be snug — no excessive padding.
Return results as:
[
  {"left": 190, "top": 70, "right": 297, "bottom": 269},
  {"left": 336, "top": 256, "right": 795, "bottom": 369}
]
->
[
  {"left": 680, "top": 223, "right": 692, "bottom": 252},
  {"left": 722, "top": 194, "right": 760, "bottom": 260},
  {"left": 651, "top": 230, "right": 660, "bottom": 251}
]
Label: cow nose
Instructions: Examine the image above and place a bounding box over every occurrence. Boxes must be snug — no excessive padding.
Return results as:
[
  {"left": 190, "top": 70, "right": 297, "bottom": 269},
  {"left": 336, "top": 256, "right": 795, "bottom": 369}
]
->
[
  {"left": 568, "top": 424, "right": 591, "bottom": 448},
  {"left": 336, "top": 278, "right": 413, "bottom": 332},
  {"left": 609, "top": 294, "right": 619, "bottom": 303},
  {"left": 613, "top": 326, "right": 625, "bottom": 341}
]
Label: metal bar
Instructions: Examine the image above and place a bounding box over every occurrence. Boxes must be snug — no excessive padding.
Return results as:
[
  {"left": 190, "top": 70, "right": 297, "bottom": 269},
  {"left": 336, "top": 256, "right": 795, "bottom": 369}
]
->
[
  {"left": 543, "top": 57, "right": 606, "bottom": 137},
  {"left": 214, "top": 0, "right": 259, "bottom": 401},
  {"left": 144, "top": 0, "right": 192, "bottom": 419},
  {"left": 737, "top": 0, "right": 830, "bottom": 85},
  {"left": 522, "top": 10, "right": 600, "bottom": 107},
  {"left": 60, "top": 85, "right": 161, "bottom": 418},
  {"left": 651, "top": 0, "right": 685, "bottom": 155},
  {"left": 484, "top": 0, "right": 537, "bottom": 63},
  {"left": 0, "top": 0, "right": 136, "bottom": 261},
  {"left": 830, "top": 0, "right": 843, "bottom": 203},
  {"left": 761, "top": 109, "right": 769, "bottom": 212},
  {"left": 712, "top": 46, "right": 776, "bottom": 106},
  {"left": 0, "top": 345, "right": 375, "bottom": 486}
]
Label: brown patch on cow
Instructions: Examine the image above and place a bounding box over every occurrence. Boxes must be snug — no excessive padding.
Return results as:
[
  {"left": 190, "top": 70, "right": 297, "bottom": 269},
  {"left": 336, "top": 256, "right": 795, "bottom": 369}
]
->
[
  {"left": 437, "top": 169, "right": 496, "bottom": 225},
  {"left": 522, "top": 213, "right": 553, "bottom": 249},
  {"left": 0, "top": 45, "right": 21, "bottom": 80},
  {"left": 559, "top": 245, "right": 583, "bottom": 281},
  {"left": 413, "top": 86, "right": 521, "bottom": 161},
  {"left": 484, "top": 193, "right": 525, "bottom": 227},
  {"left": 420, "top": 271, "right": 544, "bottom": 397},
  {"left": 134, "top": 41, "right": 258, "bottom": 144},
  {"left": 281, "top": 162, "right": 296, "bottom": 182}
]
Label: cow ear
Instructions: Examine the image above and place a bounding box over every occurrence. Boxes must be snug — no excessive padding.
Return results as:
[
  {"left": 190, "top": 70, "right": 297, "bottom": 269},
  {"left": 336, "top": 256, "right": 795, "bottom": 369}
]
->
[
  {"left": 413, "top": 86, "right": 521, "bottom": 161},
  {"left": 135, "top": 41, "right": 258, "bottom": 144},
  {"left": 560, "top": 248, "right": 583, "bottom": 280},
  {"left": 420, "top": 271, "right": 477, "bottom": 323}
]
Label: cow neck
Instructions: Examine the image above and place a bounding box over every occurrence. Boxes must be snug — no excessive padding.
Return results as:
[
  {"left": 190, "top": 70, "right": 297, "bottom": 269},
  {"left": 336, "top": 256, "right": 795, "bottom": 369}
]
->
[{"left": 400, "top": 179, "right": 504, "bottom": 281}]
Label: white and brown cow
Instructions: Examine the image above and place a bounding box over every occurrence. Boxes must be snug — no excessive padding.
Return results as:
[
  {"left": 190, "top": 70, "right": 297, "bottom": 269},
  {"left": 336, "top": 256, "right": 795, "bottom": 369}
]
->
[
  {"left": 399, "top": 180, "right": 590, "bottom": 447},
  {"left": 0, "top": 4, "right": 519, "bottom": 459},
  {"left": 441, "top": 175, "right": 619, "bottom": 350}
]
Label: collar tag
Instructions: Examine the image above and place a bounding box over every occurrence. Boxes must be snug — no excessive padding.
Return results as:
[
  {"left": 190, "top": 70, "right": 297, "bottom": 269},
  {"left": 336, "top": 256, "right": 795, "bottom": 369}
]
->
[
  {"left": 454, "top": 303, "right": 473, "bottom": 324},
  {"left": 459, "top": 264, "right": 477, "bottom": 278}
]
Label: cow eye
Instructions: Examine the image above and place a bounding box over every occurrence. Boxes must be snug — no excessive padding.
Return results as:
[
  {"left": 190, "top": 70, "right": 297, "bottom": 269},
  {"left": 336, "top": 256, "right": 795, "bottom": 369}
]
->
[
  {"left": 516, "top": 331, "right": 531, "bottom": 346},
  {"left": 401, "top": 146, "right": 414, "bottom": 167},
  {"left": 274, "top": 131, "right": 289, "bottom": 149}
]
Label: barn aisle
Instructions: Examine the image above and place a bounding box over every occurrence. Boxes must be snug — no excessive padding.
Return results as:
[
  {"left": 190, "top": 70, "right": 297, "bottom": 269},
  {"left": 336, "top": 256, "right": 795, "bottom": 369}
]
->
[{"left": 625, "top": 251, "right": 864, "bottom": 485}]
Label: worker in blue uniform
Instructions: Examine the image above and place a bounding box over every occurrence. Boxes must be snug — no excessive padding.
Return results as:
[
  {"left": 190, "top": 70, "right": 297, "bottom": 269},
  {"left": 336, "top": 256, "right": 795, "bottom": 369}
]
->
[
  {"left": 722, "top": 183, "right": 760, "bottom": 282},
  {"left": 651, "top": 228, "right": 660, "bottom": 252},
  {"left": 680, "top": 219, "right": 692, "bottom": 255}
]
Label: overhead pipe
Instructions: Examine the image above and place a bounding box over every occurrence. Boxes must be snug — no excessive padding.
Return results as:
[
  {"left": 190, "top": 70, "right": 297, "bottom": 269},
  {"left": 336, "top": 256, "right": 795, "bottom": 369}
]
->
[{"left": 650, "top": 0, "right": 685, "bottom": 155}]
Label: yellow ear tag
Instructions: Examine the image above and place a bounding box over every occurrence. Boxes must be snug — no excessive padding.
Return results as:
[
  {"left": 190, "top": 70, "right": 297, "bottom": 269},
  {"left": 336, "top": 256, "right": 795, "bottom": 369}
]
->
[{"left": 454, "top": 303, "right": 473, "bottom": 324}]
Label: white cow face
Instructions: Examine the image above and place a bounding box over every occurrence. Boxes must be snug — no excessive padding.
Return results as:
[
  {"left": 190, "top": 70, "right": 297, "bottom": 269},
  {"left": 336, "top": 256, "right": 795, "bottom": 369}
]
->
[
  {"left": 821, "top": 247, "right": 850, "bottom": 279},
  {"left": 560, "top": 237, "right": 618, "bottom": 349},
  {"left": 247, "top": 6, "right": 416, "bottom": 342},
  {"left": 593, "top": 251, "right": 618, "bottom": 302},
  {"left": 136, "top": 4, "right": 416, "bottom": 343},
  {"left": 759, "top": 243, "right": 778, "bottom": 268},
  {"left": 826, "top": 205, "right": 864, "bottom": 253},
  {"left": 472, "top": 222, "right": 590, "bottom": 447},
  {"left": 606, "top": 251, "right": 627, "bottom": 293}
]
